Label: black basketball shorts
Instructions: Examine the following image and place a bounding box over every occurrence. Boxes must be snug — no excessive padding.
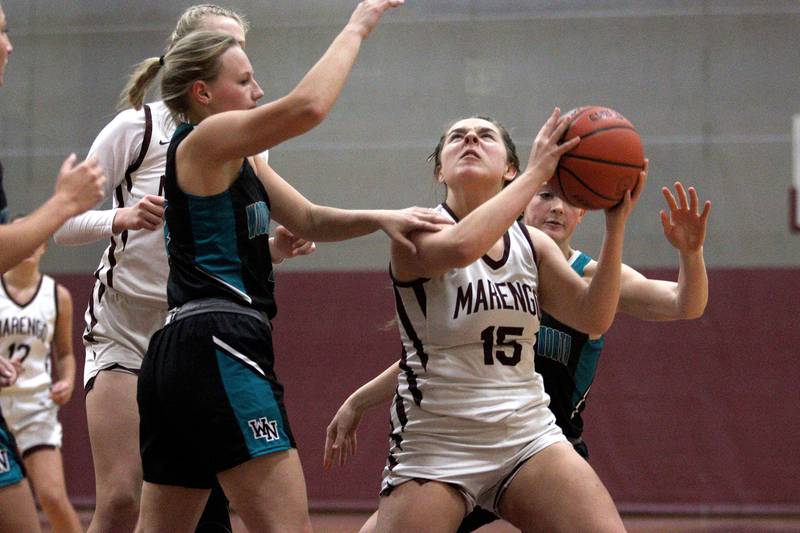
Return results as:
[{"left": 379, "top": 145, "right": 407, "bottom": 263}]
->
[{"left": 138, "top": 311, "right": 295, "bottom": 489}]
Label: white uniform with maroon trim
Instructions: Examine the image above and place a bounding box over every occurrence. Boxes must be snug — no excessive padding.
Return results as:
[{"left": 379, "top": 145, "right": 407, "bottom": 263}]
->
[
  {"left": 381, "top": 204, "right": 565, "bottom": 513},
  {"left": 0, "top": 275, "right": 62, "bottom": 453},
  {"left": 80, "top": 100, "right": 269, "bottom": 386}
]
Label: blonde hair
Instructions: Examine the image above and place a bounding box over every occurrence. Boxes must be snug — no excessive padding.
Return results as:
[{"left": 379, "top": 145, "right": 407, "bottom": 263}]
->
[
  {"left": 160, "top": 31, "right": 238, "bottom": 123},
  {"left": 119, "top": 4, "right": 247, "bottom": 110}
]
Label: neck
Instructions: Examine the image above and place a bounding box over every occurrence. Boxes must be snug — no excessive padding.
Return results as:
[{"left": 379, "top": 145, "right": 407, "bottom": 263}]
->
[
  {"left": 558, "top": 240, "right": 574, "bottom": 261},
  {"left": 445, "top": 181, "right": 503, "bottom": 220},
  {"left": 3, "top": 261, "right": 41, "bottom": 288}
]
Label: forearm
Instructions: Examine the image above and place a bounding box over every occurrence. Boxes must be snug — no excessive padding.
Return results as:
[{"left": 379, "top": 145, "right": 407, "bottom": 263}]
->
[
  {"left": 580, "top": 222, "right": 625, "bottom": 332},
  {"left": 0, "top": 195, "right": 72, "bottom": 272},
  {"left": 291, "top": 26, "right": 365, "bottom": 121},
  {"left": 442, "top": 169, "right": 550, "bottom": 265},
  {"left": 53, "top": 209, "right": 117, "bottom": 245},
  {"left": 54, "top": 353, "right": 76, "bottom": 385},
  {"left": 301, "top": 205, "right": 384, "bottom": 242},
  {"left": 675, "top": 248, "right": 708, "bottom": 319},
  {"left": 346, "top": 360, "right": 400, "bottom": 413}
]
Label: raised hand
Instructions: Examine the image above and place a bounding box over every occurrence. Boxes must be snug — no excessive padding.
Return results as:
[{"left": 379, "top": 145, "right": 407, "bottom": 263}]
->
[
  {"left": 270, "top": 224, "right": 316, "bottom": 263},
  {"left": 113, "top": 194, "right": 165, "bottom": 233},
  {"left": 379, "top": 206, "right": 453, "bottom": 255},
  {"left": 323, "top": 400, "right": 363, "bottom": 469},
  {"left": 605, "top": 158, "right": 648, "bottom": 228},
  {"left": 54, "top": 154, "right": 107, "bottom": 217},
  {"left": 346, "top": 0, "right": 405, "bottom": 39},
  {"left": 660, "top": 181, "right": 711, "bottom": 253},
  {"left": 525, "top": 107, "right": 580, "bottom": 180}
]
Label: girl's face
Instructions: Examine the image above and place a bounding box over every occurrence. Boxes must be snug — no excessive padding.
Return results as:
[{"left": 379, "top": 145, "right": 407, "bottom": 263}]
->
[
  {"left": 438, "top": 118, "right": 516, "bottom": 190},
  {"left": 202, "top": 46, "right": 263, "bottom": 115},
  {"left": 0, "top": 6, "right": 13, "bottom": 87},
  {"left": 524, "top": 181, "right": 585, "bottom": 245}
]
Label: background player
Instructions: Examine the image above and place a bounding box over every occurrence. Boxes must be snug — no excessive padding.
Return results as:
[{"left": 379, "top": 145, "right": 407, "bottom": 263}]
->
[
  {"left": 0, "top": 217, "right": 81, "bottom": 533},
  {"left": 0, "top": 2, "right": 106, "bottom": 274}
]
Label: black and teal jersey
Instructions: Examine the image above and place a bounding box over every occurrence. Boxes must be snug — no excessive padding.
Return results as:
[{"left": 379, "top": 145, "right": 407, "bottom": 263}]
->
[
  {"left": 163, "top": 123, "right": 276, "bottom": 318},
  {"left": 534, "top": 250, "right": 604, "bottom": 441}
]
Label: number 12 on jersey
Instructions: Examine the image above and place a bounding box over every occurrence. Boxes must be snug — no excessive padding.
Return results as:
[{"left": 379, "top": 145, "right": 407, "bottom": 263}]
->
[{"left": 481, "top": 326, "right": 523, "bottom": 366}]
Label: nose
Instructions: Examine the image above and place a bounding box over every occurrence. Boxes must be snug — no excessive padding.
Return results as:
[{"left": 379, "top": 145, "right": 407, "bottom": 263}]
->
[
  {"left": 464, "top": 130, "right": 479, "bottom": 144},
  {"left": 549, "top": 196, "right": 564, "bottom": 213},
  {"left": 253, "top": 80, "right": 264, "bottom": 101}
]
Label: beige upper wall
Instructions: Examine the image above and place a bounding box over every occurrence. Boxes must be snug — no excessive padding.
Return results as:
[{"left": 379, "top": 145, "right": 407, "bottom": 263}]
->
[{"left": 1, "top": 1, "right": 799, "bottom": 272}]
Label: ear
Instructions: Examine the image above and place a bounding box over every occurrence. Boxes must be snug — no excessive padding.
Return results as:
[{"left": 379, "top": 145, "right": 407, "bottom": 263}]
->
[
  {"left": 576, "top": 209, "right": 586, "bottom": 224},
  {"left": 502, "top": 164, "right": 518, "bottom": 184},
  {"left": 190, "top": 80, "right": 211, "bottom": 106}
]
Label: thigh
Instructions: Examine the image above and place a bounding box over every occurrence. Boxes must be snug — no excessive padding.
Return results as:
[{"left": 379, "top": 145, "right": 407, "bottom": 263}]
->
[
  {"left": 85, "top": 371, "right": 142, "bottom": 490},
  {"left": 22, "top": 446, "right": 68, "bottom": 497},
  {"left": 376, "top": 479, "right": 466, "bottom": 533},
  {"left": 0, "top": 479, "right": 41, "bottom": 533},
  {"left": 136, "top": 481, "right": 210, "bottom": 533},
  {"left": 498, "top": 441, "right": 624, "bottom": 533},
  {"left": 216, "top": 449, "right": 310, "bottom": 533}
]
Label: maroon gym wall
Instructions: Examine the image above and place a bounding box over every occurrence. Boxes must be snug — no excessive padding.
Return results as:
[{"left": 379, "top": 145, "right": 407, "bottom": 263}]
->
[{"left": 55, "top": 268, "right": 800, "bottom": 512}]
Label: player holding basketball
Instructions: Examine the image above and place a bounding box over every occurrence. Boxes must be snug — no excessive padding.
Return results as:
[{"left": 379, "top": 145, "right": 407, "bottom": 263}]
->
[
  {"left": 51, "top": 5, "right": 312, "bottom": 532},
  {"left": 0, "top": 2, "right": 106, "bottom": 275},
  {"left": 0, "top": 217, "right": 82, "bottom": 533},
  {"left": 325, "top": 176, "right": 710, "bottom": 532},
  {"left": 344, "top": 112, "right": 643, "bottom": 532}
]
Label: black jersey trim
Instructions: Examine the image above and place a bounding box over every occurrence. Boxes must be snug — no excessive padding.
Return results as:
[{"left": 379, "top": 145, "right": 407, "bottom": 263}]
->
[
  {"left": 107, "top": 104, "right": 152, "bottom": 284},
  {"left": 516, "top": 220, "right": 539, "bottom": 268},
  {"left": 441, "top": 202, "right": 511, "bottom": 270},
  {"left": 0, "top": 273, "right": 44, "bottom": 309},
  {"left": 393, "top": 285, "right": 429, "bottom": 372},
  {"left": 389, "top": 265, "right": 430, "bottom": 287},
  {"left": 482, "top": 232, "right": 511, "bottom": 270}
]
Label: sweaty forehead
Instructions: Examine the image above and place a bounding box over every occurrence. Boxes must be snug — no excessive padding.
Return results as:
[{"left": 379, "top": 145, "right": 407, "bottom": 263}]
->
[{"left": 448, "top": 118, "right": 499, "bottom": 134}]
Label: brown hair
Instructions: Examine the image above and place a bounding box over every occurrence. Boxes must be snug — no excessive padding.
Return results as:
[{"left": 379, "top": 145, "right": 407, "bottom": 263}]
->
[{"left": 427, "top": 116, "right": 520, "bottom": 180}]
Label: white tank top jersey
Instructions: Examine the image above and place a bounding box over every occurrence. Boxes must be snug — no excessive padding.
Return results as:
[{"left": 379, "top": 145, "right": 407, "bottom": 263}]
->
[
  {"left": 0, "top": 275, "right": 57, "bottom": 394},
  {"left": 392, "top": 204, "right": 549, "bottom": 424},
  {"left": 87, "top": 101, "right": 269, "bottom": 307}
]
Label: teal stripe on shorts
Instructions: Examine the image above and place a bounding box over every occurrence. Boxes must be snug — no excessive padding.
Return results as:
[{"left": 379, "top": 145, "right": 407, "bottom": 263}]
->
[
  {"left": 214, "top": 347, "right": 291, "bottom": 458},
  {"left": 0, "top": 426, "right": 24, "bottom": 487}
]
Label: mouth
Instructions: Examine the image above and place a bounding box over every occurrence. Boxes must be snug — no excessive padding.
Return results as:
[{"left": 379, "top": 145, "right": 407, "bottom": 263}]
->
[
  {"left": 544, "top": 220, "right": 564, "bottom": 229},
  {"left": 460, "top": 149, "right": 480, "bottom": 160}
]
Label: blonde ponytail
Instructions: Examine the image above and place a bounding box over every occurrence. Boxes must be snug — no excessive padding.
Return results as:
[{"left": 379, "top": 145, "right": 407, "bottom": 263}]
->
[{"left": 117, "top": 57, "right": 162, "bottom": 110}]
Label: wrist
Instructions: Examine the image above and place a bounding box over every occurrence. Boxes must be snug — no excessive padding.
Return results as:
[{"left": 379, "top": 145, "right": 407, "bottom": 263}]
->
[
  {"left": 342, "top": 23, "right": 368, "bottom": 40},
  {"left": 111, "top": 208, "right": 126, "bottom": 234}
]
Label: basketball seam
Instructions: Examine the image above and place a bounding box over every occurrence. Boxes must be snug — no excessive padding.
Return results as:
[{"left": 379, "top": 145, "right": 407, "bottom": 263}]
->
[
  {"left": 557, "top": 165, "right": 618, "bottom": 202},
  {"left": 572, "top": 125, "right": 639, "bottom": 143},
  {"left": 564, "top": 107, "right": 592, "bottom": 139},
  {"left": 561, "top": 153, "right": 644, "bottom": 170}
]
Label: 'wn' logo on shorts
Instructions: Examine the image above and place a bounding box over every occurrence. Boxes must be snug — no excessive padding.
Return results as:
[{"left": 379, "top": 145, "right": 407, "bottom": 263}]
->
[{"left": 248, "top": 417, "right": 280, "bottom": 442}]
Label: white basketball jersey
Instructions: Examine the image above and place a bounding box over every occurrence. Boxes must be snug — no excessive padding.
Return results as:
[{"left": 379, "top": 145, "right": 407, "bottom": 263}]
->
[
  {"left": 393, "top": 204, "right": 549, "bottom": 423},
  {"left": 89, "top": 101, "right": 174, "bottom": 306},
  {"left": 89, "top": 101, "right": 269, "bottom": 306},
  {"left": 0, "top": 275, "right": 57, "bottom": 394}
]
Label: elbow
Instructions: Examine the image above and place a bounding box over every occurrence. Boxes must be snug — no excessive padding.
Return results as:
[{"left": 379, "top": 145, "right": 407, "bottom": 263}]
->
[
  {"left": 682, "top": 302, "right": 707, "bottom": 320},
  {"left": 449, "top": 239, "right": 483, "bottom": 269},
  {"left": 290, "top": 92, "right": 329, "bottom": 132}
]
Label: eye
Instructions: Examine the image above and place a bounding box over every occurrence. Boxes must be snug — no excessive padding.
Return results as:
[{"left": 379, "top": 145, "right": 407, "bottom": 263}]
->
[
  {"left": 539, "top": 192, "right": 552, "bottom": 199},
  {"left": 481, "top": 133, "right": 495, "bottom": 140},
  {"left": 448, "top": 133, "right": 463, "bottom": 142}
]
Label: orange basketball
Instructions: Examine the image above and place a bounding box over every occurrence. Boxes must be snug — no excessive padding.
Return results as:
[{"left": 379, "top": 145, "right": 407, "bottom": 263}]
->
[{"left": 555, "top": 106, "right": 645, "bottom": 210}]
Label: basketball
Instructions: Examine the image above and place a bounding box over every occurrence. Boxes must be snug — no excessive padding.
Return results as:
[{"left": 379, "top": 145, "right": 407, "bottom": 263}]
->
[{"left": 555, "top": 106, "right": 645, "bottom": 210}]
